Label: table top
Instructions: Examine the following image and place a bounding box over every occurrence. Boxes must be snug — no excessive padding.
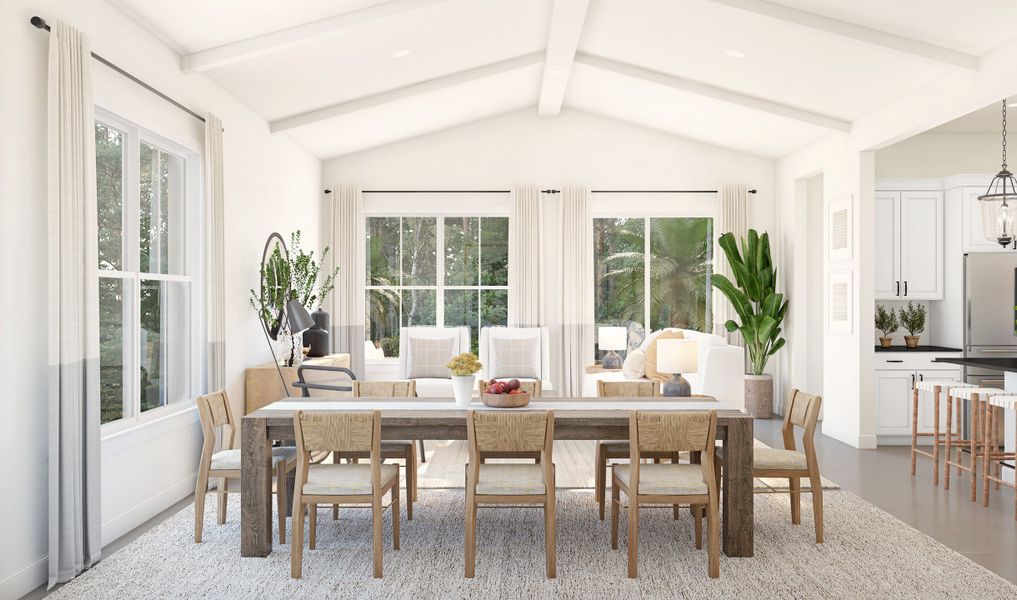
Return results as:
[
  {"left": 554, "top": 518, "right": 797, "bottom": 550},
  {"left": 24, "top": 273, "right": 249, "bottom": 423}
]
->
[
  {"left": 934, "top": 357, "right": 1017, "bottom": 371},
  {"left": 246, "top": 396, "right": 749, "bottom": 422}
]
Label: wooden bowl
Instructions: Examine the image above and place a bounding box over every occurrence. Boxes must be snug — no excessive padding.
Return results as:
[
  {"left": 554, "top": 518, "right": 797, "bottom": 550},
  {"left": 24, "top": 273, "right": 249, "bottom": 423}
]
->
[{"left": 481, "top": 391, "right": 531, "bottom": 408}]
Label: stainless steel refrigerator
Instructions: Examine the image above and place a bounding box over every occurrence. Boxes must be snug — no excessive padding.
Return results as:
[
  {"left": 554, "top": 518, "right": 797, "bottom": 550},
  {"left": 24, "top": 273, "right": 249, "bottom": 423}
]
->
[{"left": 964, "top": 252, "right": 1017, "bottom": 387}]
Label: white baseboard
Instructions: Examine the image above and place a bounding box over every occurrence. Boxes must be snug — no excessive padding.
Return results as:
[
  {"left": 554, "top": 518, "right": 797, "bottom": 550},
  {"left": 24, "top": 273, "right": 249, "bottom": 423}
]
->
[
  {"left": 0, "top": 554, "right": 47, "bottom": 600},
  {"left": 101, "top": 472, "right": 196, "bottom": 547},
  {"left": 823, "top": 424, "right": 878, "bottom": 449}
]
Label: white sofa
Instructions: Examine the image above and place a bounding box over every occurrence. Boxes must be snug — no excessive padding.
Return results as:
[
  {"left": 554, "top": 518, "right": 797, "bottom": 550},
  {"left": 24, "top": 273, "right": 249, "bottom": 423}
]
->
[
  {"left": 398, "top": 326, "right": 471, "bottom": 397},
  {"left": 478, "top": 327, "right": 553, "bottom": 392},
  {"left": 581, "top": 328, "right": 745, "bottom": 411}
]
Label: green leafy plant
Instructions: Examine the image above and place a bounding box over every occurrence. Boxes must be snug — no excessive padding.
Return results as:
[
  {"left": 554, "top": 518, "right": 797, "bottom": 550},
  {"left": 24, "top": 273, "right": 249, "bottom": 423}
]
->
[
  {"left": 710, "top": 229, "right": 788, "bottom": 376},
  {"left": 874, "top": 304, "right": 899, "bottom": 337},
  {"left": 447, "top": 353, "right": 483, "bottom": 377},
  {"left": 899, "top": 301, "right": 926, "bottom": 336},
  {"left": 249, "top": 231, "right": 340, "bottom": 333}
]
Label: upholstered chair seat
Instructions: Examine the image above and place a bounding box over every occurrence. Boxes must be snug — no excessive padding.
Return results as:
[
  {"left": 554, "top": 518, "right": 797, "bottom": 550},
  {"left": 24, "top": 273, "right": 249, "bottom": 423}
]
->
[
  {"left": 474, "top": 463, "right": 546, "bottom": 495},
  {"left": 210, "top": 447, "right": 297, "bottom": 471},
  {"left": 303, "top": 463, "right": 399, "bottom": 496},
  {"left": 613, "top": 463, "right": 709, "bottom": 496}
]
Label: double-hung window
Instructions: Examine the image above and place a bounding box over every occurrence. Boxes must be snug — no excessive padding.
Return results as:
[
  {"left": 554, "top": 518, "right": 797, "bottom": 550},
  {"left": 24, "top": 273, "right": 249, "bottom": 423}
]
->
[
  {"left": 96, "top": 111, "right": 201, "bottom": 430},
  {"left": 593, "top": 212, "right": 713, "bottom": 357},
  {"left": 365, "top": 214, "right": 509, "bottom": 357}
]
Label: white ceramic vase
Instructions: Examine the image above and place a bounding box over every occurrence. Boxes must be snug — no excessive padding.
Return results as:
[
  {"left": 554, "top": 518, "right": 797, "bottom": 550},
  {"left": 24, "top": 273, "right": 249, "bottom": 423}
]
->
[{"left": 452, "top": 375, "right": 475, "bottom": 408}]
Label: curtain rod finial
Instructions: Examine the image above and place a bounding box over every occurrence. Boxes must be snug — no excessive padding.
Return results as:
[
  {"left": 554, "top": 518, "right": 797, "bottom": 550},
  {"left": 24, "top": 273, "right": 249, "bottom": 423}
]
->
[{"left": 31, "top": 16, "right": 50, "bottom": 30}]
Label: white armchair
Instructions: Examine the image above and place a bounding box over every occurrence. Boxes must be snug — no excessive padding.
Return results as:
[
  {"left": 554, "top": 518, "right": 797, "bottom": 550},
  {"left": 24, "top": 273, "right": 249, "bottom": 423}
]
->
[
  {"left": 582, "top": 328, "right": 745, "bottom": 411},
  {"left": 478, "top": 327, "right": 553, "bottom": 392},
  {"left": 398, "top": 326, "right": 471, "bottom": 397}
]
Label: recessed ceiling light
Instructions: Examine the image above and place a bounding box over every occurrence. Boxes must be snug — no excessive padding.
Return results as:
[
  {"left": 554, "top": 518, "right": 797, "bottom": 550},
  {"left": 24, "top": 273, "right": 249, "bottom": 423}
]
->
[
  {"left": 391, "top": 49, "right": 411, "bottom": 59},
  {"left": 724, "top": 49, "right": 746, "bottom": 59}
]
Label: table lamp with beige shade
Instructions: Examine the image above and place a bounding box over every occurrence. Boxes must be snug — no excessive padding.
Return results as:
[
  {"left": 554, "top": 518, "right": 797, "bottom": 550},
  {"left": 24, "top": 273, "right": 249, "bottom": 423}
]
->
[
  {"left": 656, "top": 338, "right": 698, "bottom": 397},
  {"left": 598, "top": 326, "right": 628, "bottom": 369}
]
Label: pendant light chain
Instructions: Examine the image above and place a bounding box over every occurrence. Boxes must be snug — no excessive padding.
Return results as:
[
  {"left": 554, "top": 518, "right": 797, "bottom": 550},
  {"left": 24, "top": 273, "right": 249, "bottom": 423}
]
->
[{"left": 1003, "top": 100, "right": 1008, "bottom": 169}]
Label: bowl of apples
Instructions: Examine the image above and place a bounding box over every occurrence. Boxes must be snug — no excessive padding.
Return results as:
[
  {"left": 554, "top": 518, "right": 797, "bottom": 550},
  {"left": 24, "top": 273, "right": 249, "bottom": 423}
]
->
[{"left": 482, "top": 379, "right": 531, "bottom": 408}]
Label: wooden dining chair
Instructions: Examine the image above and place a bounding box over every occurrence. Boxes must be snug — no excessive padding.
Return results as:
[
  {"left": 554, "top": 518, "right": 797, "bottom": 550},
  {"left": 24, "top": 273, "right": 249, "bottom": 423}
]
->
[
  {"left": 465, "top": 410, "right": 556, "bottom": 579},
  {"left": 291, "top": 410, "right": 401, "bottom": 579},
  {"left": 193, "top": 389, "right": 297, "bottom": 544},
  {"left": 476, "top": 380, "right": 544, "bottom": 463},
  {"left": 331, "top": 380, "right": 418, "bottom": 520},
  {"left": 595, "top": 380, "right": 680, "bottom": 520},
  {"left": 718, "top": 388, "right": 824, "bottom": 543},
  {"left": 611, "top": 410, "right": 720, "bottom": 579}
]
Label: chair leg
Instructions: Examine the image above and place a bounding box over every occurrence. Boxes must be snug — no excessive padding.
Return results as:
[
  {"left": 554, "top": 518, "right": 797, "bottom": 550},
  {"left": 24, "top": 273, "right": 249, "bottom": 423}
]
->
[
  {"left": 309, "top": 503, "right": 317, "bottom": 550},
  {"left": 610, "top": 481, "right": 620, "bottom": 550},
  {"left": 627, "top": 496, "right": 639, "bottom": 578},
  {"left": 333, "top": 504, "right": 339, "bottom": 521},
  {"left": 945, "top": 397, "right": 954, "bottom": 489},
  {"left": 595, "top": 444, "right": 605, "bottom": 520},
  {"left": 391, "top": 476, "right": 401, "bottom": 550},
  {"left": 673, "top": 502, "right": 680, "bottom": 521},
  {"left": 545, "top": 479, "right": 557, "bottom": 579},
  {"left": 193, "top": 469, "right": 208, "bottom": 543},
  {"left": 984, "top": 404, "right": 993, "bottom": 508},
  {"left": 465, "top": 486, "right": 477, "bottom": 578},
  {"left": 290, "top": 493, "right": 304, "bottom": 579},
  {"left": 707, "top": 498, "right": 720, "bottom": 579},
  {"left": 693, "top": 505, "right": 703, "bottom": 549},
  {"left": 789, "top": 477, "right": 801, "bottom": 524},
  {"left": 932, "top": 390, "right": 941, "bottom": 486},
  {"left": 910, "top": 386, "right": 919, "bottom": 477},
  {"left": 372, "top": 495, "right": 384, "bottom": 578},
  {"left": 217, "top": 478, "right": 228, "bottom": 525},
  {"left": 406, "top": 446, "right": 415, "bottom": 519},
  {"left": 971, "top": 400, "right": 980, "bottom": 502},
  {"left": 277, "top": 462, "right": 287, "bottom": 544},
  {"left": 809, "top": 471, "right": 824, "bottom": 544},
  {"left": 418, "top": 439, "right": 426, "bottom": 463}
]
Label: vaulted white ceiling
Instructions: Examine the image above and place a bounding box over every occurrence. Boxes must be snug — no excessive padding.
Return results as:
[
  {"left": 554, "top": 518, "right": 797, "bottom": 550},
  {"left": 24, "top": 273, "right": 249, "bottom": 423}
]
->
[{"left": 109, "top": 0, "right": 1017, "bottom": 159}]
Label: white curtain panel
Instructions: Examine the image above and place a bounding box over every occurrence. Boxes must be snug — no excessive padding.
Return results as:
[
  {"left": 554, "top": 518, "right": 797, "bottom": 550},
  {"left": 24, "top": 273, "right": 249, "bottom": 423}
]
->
[
  {"left": 559, "top": 185, "right": 594, "bottom": 396},
  {"left": 322, "top": 185, "right": 366, "bottom": 376},
  {"left": 508, "top": 186, "right": 544, "bottom": 327},
  {"left": 204, "top": 113, "right": 225, "bottom": 391},
  {"left": 713, "top": 184, "right": 748, "bottom": 346},
  {"left": 46, "top": 20, "right": 102, "bottom": 586}
]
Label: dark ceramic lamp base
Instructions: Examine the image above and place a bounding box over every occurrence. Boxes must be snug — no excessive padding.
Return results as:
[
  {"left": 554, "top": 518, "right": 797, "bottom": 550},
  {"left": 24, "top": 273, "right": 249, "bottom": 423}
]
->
[
  {"left": 601, "top": 351, "right": 623, "bottom": 369},
  {"left": 661, "top": 374, "right": 691, "bottom": 397}
]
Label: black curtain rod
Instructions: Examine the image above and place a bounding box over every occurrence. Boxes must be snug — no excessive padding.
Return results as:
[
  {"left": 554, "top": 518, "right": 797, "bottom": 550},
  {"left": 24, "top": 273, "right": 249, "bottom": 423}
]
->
[
  {"left": 31, "top": 16, "right": 207, "bottom": 125},
  {"left": 349, "top": 188, "right": 756, "bottom": 195}
]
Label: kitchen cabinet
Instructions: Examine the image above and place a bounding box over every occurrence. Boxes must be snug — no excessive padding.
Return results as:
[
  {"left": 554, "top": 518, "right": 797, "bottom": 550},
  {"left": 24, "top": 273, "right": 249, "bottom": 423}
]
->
[
  {"left": 874, "top": 190, "right": 944, "bottom": 300},
  {"left": 874, "top": 353, "right": 961, "bottom": 442}
]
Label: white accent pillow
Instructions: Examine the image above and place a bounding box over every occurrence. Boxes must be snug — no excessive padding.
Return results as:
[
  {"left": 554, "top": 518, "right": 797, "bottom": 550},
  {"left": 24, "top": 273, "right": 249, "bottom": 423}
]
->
[
  {"left": 490, "top": 337, "right": 540, "bottom": 379},
  {"left": 622, "top": 348, "right": 646, "bottom": 379},
  {"left": 408, "top": 337, "right": 454, "bottom": 379}
]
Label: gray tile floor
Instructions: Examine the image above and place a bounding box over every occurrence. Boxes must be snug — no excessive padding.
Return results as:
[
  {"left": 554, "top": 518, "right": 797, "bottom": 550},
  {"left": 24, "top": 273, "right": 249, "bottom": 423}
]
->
[{"left": 25, "top": 417, "right": 1017, "bottom": 597}]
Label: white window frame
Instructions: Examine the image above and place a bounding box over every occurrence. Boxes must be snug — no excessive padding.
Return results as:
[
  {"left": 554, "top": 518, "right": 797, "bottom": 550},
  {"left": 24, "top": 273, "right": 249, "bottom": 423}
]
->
[
  {"left": 364, "top": 193, "right": 511, "bottom": 363},
  {"left": 592, "top": 193, "right": 715, "bottom": 339},
  {"left": 96, "top": 108, "right": 203, "bottom": 436}
]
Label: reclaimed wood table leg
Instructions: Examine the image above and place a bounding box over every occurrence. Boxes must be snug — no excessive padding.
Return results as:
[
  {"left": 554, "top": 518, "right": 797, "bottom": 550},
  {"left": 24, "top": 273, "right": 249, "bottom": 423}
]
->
[
  {"left": 241, "top": 416, "right": 273, "bottom": 557},
  {"left": 722, "top": 417, "right": 754, "bottom": 557}
]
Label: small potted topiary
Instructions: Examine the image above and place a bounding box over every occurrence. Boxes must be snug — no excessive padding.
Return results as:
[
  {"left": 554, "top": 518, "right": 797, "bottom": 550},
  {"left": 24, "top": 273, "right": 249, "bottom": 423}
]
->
[
  {"left": 898, "top": 301, "right": 926, "bottom": 349},
  {"left": 874, "top": 304, "right": 899, "bottom": 348}
]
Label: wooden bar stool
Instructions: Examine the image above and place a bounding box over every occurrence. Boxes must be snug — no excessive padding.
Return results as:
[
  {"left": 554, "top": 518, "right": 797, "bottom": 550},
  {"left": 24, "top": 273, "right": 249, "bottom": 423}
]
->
[
  {"left": 982, "top": 395, "right": 1016, "bottom": 512},
  {"left": 911, "top": 381, "right": 974, "bottom": 485},
  {"left": 944, "top": 387, "right": 1006, "bottom": 501}
]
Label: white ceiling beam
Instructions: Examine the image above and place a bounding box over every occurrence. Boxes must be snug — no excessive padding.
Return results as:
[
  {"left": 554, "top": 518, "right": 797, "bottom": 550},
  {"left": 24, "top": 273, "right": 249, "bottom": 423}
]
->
[
  {"left": 537, "top": 0, "right": 590, "bottom": 117},
  {"left": 703, "top": 0, "right": 979, "bottom": 71},
  {"left": 270, "top": 53, "right": 544, "bottom": 132},
  {"left": 575, "top": 53, "right": 852, "bottom": 132},
  {"left": 182, "top": 0, "right": 449, "bottom": 73}
]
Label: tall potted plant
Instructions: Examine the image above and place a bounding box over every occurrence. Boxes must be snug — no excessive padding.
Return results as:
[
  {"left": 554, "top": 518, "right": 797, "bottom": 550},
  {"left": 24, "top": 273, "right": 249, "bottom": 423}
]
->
[{"left": 711, "top": 229, "right": 788, "bottom": 418}]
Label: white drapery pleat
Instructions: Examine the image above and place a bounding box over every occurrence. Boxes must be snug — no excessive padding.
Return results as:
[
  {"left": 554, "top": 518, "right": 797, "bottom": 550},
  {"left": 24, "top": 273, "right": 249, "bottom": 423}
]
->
[
  {"left": 204, "top": 113, "right": 225, "bottom": 391},
  {"left": 508, "top": 186, "right": 544, "bottom": 327},
  {"left": 559, "top": 185, "right": 593, "bottom": 397},
  {"left": 47, "top": 19, "right": 102, "bottom": 587},
  {"left": 323, "top": 186, "right": 366, "bottom": 376},
  {"left": 713, "top": 184, "right": 748, "bottom": 346}
]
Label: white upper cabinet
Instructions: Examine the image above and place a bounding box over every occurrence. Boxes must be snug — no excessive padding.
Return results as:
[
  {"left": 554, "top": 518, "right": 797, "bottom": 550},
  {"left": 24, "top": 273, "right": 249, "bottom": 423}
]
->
[{"left": 874, "top": 188, "right": 944, "bottom": 300}]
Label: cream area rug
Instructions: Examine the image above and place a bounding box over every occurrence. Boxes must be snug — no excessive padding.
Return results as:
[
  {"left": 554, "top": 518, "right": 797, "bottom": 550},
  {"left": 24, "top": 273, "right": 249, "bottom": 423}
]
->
[
  {"left": 50, "top": 490, "right": 1015, "bottom": 599},
  {"left": 416, "top": 439, "right": 840, "bottom": 492}
]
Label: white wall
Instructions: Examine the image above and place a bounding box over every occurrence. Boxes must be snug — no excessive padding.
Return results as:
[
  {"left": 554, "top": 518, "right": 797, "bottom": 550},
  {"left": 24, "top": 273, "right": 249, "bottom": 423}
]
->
[
  {"left": 875, "top": 132, "right": 999, "bottom": 178},
  {"left": 323, "top": 109, "right": 779, "bottom": 393},
  {"left": 0, "top": 1, "right": 320, "bottom": 596}
]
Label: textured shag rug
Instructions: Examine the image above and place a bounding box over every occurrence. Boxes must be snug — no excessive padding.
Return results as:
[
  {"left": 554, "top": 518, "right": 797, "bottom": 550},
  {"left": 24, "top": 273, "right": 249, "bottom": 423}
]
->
[{"left": 49, "top": 490, "right": 1015, "bottom": 599}]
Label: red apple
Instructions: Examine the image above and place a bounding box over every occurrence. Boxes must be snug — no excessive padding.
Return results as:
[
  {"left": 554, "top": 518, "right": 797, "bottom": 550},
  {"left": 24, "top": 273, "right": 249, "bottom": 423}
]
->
[{"left": 507, "top": 379, "right": 520, "bottom": 391}]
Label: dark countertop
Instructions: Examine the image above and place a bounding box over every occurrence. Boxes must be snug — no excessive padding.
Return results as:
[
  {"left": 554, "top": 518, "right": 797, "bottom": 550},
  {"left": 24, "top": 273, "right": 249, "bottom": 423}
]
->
[
  {"left": 875, "top": 345, "right": 962, "bottom": 353},
  {"left": 934, "top": 357, "right": 1017, "bottom": 371}
]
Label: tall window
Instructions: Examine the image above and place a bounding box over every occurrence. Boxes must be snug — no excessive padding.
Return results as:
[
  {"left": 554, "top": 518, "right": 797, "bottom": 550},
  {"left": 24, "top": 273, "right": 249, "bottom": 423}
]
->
[
  {"left": 366, "top": 216, "right": 508, "bottom": 356},
  {"left": 593, "top": 217, "right": 713, "bottom": 356},
  {"left": 96, "top": 114, "right": 199, "bottom": 428}
]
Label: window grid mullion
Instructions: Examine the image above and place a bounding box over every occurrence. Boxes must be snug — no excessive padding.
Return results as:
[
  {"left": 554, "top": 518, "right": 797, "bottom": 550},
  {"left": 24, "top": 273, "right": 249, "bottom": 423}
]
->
[
  {"left": 644, "top": 217, "right": 651, "bottom": 332},
  {"left": 437, "top": 216, "right": 445, "bottom": 328},
  {"left": 126, "top": 125, "right": 143, "bottom": 424}
]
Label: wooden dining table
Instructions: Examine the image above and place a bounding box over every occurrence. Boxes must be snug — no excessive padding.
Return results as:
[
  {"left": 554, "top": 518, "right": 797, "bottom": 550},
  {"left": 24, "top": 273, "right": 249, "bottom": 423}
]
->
[{"left": 240, "top": 397, "right": 755, "bottom": 558}]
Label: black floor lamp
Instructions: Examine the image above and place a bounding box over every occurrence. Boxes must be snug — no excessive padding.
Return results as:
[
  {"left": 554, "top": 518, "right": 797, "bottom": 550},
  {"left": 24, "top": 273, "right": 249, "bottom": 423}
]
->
[{"left": 257, "top": 232, "right": 315, "bottom": 392}]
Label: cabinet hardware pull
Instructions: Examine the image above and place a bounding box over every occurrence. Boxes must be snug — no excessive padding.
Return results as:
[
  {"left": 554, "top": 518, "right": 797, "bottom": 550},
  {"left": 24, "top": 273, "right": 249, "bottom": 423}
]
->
[
  {"left": 919, "top": 373, "right": 924, "bottom": 381},
  {"left": 886, "top": 359, "right": 904, "bottom": 363},
  {"left": 904, "top": 281, "right": 908, "bottom": 296},
  {"left": 912, "top": 373, "right": 916, "bottom": 386},
  {"left": 896, "top": 281, "right": 900, "bottom": 296}
]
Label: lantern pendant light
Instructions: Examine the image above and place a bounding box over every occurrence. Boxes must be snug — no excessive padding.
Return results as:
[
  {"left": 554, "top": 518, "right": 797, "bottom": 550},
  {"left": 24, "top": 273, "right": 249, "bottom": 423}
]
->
[{"left": 979, "top": 100, "right": 1017, "bottom": 248}]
